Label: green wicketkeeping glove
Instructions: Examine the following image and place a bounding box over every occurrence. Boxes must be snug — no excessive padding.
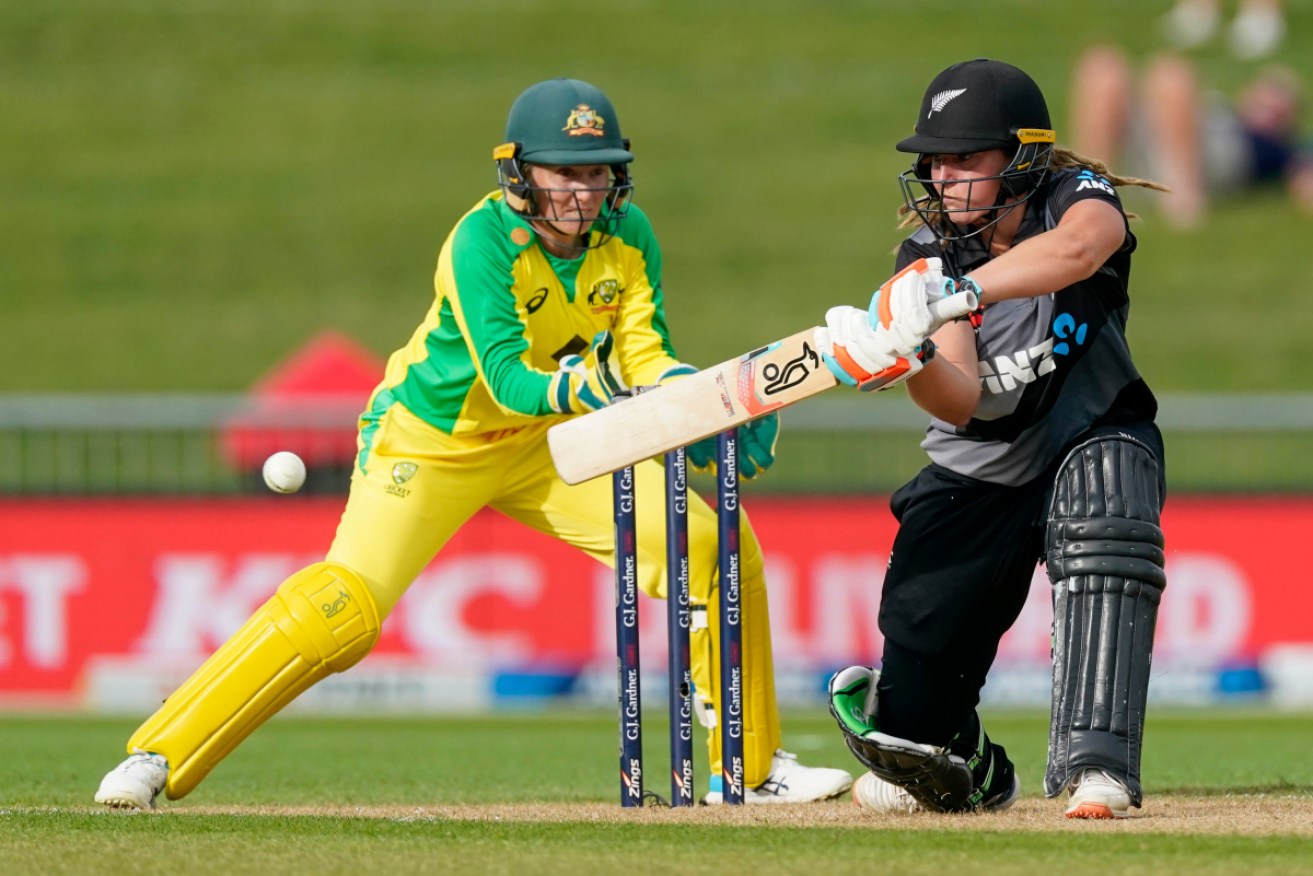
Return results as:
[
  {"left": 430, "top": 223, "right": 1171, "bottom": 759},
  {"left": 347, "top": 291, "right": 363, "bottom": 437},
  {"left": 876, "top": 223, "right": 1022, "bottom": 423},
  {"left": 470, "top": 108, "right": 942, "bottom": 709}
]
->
[
  {"left": 684, "top": 434, "right": 718, "bottom": 473},
  {"left": 738, "top": 412, "right": 779, "bottom": 479},
  {"left": 547, "top": 330, "right": 628, "bottom": 414},
  {"left": 684, "top": 412, "right": 779, "bottom": 480}
]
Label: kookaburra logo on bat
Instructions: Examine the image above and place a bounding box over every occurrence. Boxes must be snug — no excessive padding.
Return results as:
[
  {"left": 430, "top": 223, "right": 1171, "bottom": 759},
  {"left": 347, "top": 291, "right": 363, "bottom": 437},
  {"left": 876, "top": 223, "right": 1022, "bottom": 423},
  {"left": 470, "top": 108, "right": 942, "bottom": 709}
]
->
[
  {"left": 759, "top": 341, "right": 820, "bottom": 396},
  {"left": 547, "top": 285, "right": 979, "bottom": 485}
]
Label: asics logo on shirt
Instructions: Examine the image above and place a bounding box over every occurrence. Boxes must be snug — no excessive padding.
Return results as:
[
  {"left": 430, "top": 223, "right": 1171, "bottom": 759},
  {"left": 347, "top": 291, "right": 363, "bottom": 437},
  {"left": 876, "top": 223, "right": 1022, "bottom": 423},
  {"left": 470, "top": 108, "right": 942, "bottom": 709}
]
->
[{"left": 525, "top": 287, "right": 550, "bottom": 314}]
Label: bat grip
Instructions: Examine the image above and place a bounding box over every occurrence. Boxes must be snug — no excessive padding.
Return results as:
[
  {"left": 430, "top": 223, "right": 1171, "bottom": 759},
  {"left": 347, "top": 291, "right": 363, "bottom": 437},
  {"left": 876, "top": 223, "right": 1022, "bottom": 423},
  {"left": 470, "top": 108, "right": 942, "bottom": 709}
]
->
[
  {"left": 613, "top": 384, "right": 658, "bottom": 402},
  {"left": 929, "top": 289, "right": 980, "bottom": 324}
]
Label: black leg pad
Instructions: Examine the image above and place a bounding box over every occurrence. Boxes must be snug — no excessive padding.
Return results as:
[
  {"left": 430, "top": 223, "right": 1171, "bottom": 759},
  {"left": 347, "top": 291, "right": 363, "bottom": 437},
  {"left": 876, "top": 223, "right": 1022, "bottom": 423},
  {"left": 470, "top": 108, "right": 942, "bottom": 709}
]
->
[{"left": 1043, "top": 435, "right": 1166, "bottom": 806}]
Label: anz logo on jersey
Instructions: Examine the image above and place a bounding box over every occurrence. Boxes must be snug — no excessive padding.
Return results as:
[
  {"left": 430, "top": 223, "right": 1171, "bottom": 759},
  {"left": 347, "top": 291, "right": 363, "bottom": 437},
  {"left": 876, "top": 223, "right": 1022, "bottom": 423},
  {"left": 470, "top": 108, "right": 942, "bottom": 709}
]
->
[
  {"left": 978, "top": 312, "right": 1089, "bottom": 394},
  {"left": 1074, "top": 169, "right": 1114, "bottom": 196},
  {"left": 979, "top": 337, "right": 1058, "bottom": 395}
]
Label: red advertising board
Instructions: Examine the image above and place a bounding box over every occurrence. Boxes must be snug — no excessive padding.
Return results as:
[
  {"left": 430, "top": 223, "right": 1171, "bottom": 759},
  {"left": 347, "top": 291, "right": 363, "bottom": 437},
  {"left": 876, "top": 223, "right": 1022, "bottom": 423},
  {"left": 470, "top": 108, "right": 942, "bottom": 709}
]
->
[{"left": 1, "top": 496, "right": 1309, "bottom": 707}]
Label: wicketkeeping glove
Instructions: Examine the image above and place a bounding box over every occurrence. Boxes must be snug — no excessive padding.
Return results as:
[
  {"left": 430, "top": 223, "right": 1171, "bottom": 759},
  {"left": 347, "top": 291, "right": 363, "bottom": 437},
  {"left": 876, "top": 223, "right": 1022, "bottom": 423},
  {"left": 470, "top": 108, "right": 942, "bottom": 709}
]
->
[
  {"left": 738, "top": 412, "right": 780, "bottom": 479},
  {"left": 683, "top": 413, "right": 779, "bottom": 479},
  {"left": 547, "top": 330, "right": 628, "bottom": 414}
]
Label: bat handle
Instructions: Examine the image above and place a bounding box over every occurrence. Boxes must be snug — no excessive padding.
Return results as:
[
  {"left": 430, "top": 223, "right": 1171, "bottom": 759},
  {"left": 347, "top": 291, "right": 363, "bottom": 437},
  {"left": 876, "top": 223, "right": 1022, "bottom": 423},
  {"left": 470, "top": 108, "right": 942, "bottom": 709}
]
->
[{"left": 929, "top": 289, "right": 980, "bottom": 324}]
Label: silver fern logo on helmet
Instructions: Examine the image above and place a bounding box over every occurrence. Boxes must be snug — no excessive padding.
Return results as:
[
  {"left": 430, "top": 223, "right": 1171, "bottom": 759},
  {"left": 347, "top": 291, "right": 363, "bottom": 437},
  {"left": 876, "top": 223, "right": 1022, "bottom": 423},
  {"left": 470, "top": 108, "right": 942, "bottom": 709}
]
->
[{"left": 928, "top": 88, "right": 967, "bottom": 116}]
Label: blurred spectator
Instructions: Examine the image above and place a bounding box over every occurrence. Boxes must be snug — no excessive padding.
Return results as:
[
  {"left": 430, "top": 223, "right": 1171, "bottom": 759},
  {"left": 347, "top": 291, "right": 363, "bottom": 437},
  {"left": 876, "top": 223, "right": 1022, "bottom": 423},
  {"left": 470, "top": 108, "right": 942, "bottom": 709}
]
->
[
  {"left": 1162, "top": 0, "right": 1286, "bottom": 59},
  {"left": 1071, "top": 44, "right": 1313, "bottom": 227}
]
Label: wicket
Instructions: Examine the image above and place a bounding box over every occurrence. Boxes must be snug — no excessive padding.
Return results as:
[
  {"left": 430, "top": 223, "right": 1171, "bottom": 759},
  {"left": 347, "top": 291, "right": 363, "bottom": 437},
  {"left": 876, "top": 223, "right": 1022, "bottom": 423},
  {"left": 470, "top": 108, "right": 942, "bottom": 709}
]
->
[
  {"left": 613, "top": 427, "right": 743, "bottom": 807},
  {"left": 613, "top": 462, "right": 643, "bottom": 805}
]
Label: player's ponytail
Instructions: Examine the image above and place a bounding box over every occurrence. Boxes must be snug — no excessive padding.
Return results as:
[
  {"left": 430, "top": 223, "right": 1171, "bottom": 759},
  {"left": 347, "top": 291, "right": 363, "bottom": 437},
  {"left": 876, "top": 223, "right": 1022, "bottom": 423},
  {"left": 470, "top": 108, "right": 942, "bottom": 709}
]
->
[
  {"left": 1048, "top": 148, "right": 1168, "bottom": 193},
  {"left": 895, "top": 146, "right": 1169, "bottom": 232}
]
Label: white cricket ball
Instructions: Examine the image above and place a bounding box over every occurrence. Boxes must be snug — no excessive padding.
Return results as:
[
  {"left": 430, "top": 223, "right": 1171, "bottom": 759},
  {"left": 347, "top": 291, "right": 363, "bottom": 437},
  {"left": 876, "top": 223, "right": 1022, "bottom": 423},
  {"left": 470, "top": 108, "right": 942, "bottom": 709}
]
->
[{"left": 262, "top": 451, "right": 307, "bottom": 494}]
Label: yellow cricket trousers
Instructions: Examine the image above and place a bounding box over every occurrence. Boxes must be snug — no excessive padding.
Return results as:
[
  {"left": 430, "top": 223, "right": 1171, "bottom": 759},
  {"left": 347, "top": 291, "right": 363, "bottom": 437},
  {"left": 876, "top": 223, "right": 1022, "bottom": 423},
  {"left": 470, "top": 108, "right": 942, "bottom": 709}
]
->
[{"left": 125, "top": 403, "right": 782, "bottom": 797}]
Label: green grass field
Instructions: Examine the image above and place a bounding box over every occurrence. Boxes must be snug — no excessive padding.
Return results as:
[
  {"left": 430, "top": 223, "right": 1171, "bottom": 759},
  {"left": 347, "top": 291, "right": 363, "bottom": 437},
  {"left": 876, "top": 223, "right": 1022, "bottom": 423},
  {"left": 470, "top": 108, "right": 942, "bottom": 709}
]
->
[
  {"left": 4, "top": 710, "right": 1312, "bottom": 874},
  {"left": 4, "top": 1, "right": 1313, "bottom": 394}
]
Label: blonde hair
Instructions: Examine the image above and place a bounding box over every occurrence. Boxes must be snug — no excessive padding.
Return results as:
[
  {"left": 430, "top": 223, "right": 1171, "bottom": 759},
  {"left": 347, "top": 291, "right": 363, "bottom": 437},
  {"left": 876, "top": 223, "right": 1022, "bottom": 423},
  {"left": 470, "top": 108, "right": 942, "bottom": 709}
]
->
[{"left": 896, "top": 147, "right": 1168, "bottom": 230}]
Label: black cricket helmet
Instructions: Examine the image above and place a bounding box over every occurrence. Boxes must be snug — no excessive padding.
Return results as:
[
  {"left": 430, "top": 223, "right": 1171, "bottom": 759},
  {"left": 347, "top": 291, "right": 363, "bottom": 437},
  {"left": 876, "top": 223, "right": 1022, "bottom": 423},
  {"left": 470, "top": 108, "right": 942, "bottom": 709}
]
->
[
  {"left": 493, "top": 78, "right": 634, "bottom": 247},
  {"left": 896, "top": 59, "right": 1055, "bottom": 238}
]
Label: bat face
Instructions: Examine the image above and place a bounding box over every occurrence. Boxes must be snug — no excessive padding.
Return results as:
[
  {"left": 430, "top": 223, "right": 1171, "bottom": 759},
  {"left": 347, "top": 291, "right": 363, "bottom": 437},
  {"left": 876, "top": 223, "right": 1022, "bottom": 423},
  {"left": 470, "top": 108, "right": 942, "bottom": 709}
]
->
[
  {"left": 548, "top": 329, "right": 835, "bottom": 484},
  {"left": 730, "top": 335, "right": 826, "bottom": 418}
]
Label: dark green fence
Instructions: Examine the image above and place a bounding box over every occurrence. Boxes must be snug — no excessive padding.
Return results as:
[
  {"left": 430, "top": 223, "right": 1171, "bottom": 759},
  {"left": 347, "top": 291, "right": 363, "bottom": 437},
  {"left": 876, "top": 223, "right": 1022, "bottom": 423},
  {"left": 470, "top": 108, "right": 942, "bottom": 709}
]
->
[{"left": 4, "top": 393, "right": 1313, "bottom": 496}]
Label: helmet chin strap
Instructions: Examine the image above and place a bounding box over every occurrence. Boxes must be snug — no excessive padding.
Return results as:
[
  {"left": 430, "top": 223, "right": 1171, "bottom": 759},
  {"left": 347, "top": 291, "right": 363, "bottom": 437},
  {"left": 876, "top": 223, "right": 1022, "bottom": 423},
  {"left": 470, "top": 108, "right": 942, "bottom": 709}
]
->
[{"left": 502, "top": 188, "right": 531, "bottom": 214}]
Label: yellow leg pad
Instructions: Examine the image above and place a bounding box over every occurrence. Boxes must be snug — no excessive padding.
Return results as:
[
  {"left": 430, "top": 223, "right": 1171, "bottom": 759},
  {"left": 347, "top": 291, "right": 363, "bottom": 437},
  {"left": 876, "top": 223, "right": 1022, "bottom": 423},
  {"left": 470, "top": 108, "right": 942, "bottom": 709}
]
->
[{"left": 127, "top": 562, "right": 380, "bottom": 800}]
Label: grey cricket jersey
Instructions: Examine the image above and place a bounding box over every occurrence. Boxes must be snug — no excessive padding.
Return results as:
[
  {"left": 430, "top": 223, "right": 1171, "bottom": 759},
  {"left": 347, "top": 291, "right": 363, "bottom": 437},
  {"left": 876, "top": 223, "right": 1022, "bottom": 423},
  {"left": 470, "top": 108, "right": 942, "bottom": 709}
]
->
[{"left": 896, "top": 167, "right": 1158, "bottom": 486}]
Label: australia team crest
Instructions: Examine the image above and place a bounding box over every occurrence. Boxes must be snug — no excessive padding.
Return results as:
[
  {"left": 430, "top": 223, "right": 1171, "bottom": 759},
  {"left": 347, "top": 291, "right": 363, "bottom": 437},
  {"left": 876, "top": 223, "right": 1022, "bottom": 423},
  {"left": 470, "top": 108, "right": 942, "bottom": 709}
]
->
[{"left": 563, "top": 104, "right": 606, "bottom": 137}]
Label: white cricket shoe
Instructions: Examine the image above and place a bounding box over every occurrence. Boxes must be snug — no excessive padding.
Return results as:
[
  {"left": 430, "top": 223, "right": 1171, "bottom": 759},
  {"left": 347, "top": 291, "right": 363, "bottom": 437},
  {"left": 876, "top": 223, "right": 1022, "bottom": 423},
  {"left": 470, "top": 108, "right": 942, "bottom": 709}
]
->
[
  {"left": 852, "top": 768, "right": 1021, "bottom": 813},
  {"left": 1065, "top": 768, "right": 1131, "bottom": 819},
  {"left": 94, "top": 750, "right": 169, "bottom": 810},
  {"left": 851, "top": 770, "right": 919, "bottom": 813},
  {"left": 704, "top": 749, "right": 853, "bottom": 804}
]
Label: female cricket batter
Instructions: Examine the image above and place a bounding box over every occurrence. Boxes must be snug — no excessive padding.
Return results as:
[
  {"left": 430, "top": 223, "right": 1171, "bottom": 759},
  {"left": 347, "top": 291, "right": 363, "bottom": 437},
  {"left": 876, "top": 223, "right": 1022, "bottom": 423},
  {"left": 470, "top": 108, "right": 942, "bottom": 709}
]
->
[
  {"left": 815, "top": 59, "right": 1168, "bottom": 818},
  {"left": 94, "top": 78, "right": 851, "bottom": 809}
]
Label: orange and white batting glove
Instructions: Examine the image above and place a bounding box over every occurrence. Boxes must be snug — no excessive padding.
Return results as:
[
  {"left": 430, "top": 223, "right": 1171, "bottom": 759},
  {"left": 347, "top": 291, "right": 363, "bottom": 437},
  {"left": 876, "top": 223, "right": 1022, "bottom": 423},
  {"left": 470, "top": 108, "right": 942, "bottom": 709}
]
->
[
  {"left": 814, "top": 257, "right": 953, "bottom": 392},
  {"left": 869, "top": 257, "right": 952, "bottom": 355},
  {"left": 814, "top": 306, "right": 927, "bottom": 392}
]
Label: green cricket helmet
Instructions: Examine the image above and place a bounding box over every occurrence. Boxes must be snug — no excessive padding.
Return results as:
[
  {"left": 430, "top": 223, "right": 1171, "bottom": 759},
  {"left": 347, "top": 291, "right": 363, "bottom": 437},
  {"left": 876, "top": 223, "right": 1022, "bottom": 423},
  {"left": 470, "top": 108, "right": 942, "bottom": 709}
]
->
[{"left": 493, "top": 78, "right": 634, "bottom": 246}]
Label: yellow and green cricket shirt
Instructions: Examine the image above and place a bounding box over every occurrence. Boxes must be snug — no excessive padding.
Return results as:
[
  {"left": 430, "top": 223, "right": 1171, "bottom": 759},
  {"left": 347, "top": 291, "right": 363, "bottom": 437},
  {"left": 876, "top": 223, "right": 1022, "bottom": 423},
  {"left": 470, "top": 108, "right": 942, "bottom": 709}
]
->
[{"left": 361, "top": 192, "right": 684, "bottom": 447}]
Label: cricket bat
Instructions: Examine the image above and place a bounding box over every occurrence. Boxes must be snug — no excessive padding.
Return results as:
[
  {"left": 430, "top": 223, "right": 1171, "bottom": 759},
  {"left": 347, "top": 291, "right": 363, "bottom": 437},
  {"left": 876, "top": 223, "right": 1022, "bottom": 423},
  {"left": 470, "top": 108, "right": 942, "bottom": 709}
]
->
[{"left": 547, "top": 290, "right": 977, "bottom": 484}]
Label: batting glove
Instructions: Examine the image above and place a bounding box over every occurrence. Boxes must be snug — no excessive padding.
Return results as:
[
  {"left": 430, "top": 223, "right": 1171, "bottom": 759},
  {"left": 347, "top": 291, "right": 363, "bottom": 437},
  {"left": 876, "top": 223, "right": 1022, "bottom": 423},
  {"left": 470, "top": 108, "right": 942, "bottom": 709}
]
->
[
  {"left": 815, "top": 256, "right": 958, "bottom": 392},
  {"left": 814, "top": 307, "right": 929, "bottom": 393},
  {"left": 868, "top": 257, "right": 952, "bottom": 355}
]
